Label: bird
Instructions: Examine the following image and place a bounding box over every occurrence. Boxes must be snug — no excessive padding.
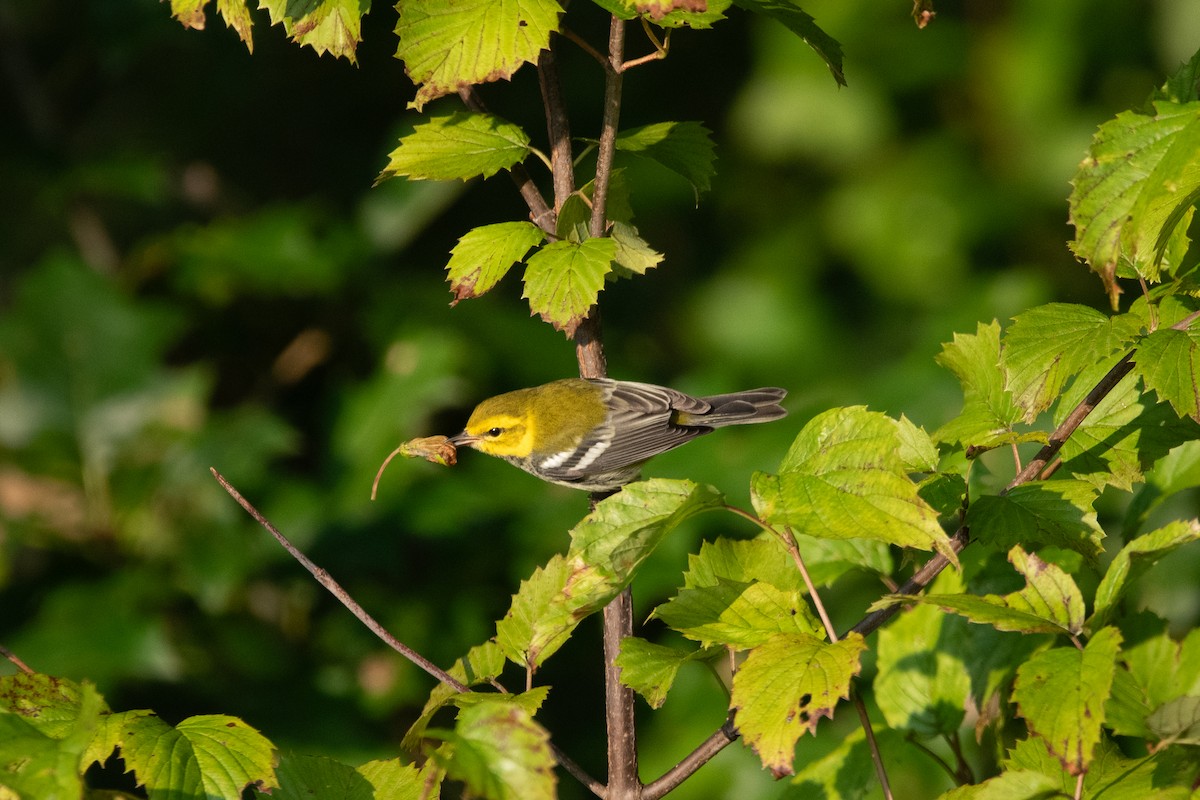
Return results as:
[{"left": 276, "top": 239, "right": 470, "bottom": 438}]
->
[{"left": 447, "top": 378, "right": 787, "bottom": 492}]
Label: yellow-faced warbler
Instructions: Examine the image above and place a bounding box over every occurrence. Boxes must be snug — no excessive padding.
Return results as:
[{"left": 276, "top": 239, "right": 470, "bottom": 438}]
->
[{"left": 448, "top": 378, "right": 787, "bottom": 492}]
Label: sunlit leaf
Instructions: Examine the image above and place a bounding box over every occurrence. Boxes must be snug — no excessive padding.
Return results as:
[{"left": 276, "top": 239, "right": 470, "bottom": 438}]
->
[
  {"left": 430, "top": 700, "right": 555, "bottom": 800},
  {"left": 378, "top": 113, "right": 532, "bottom": 183},
  {"left": 873, "top": 546, "right": 1085, "bottom": 636},
  {"left": 615, "top": 637, "right": 714, "bottom": 709},
  {"left": 753, "top": 407, "right": 956, "bottom": 561},
  {"left": 1001, "top": 304, "right": 1141, "bottom": 422},
  {"left": 88, "top": 711, "right": 277, "bottom": 799},
  {"left": 1090, "top": 520, "right": 1200, "bottom": 629},
  {"left": 875, "top": 571, "right": 970, "bottom": 736},
  {"left": 445, "top": 221, "right": 544, "bottom": 303},
  {"left": 1068, "top": 100, "right": 1200, "bottom": 306},
  {"left": 260, "top": 0, "right": 366, "bottom": 61},
  {"left": 732, "top": 633, "right": 866, "bottom": 777},
  {"left": 395, "top": 0, "right": 562, "bottom": 109},
  {"left": 654, "top": 577, "right": 822, "bottom": 647},
  {"left": 934, "top": 322, "right": 1022, "bottom": 447},
  {"left": 1012, "top": 627, "right": 1121, "bottom": 776},
  {"left": 522, "top": 238, "right": 617, "bottom": 336}
]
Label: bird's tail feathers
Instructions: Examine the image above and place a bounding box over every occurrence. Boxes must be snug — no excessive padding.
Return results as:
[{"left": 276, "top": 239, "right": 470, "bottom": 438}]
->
[{"left": 680, "top": 388, "right": 788, "bottom": 427}]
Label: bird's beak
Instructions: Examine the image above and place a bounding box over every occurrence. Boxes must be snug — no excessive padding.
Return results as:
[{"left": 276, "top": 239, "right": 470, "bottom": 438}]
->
[{"left": 448, "top": 431, "right": 479, "bottom": 447}]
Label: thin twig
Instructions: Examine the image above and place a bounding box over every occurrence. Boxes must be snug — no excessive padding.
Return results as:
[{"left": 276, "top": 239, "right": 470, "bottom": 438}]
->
[
  {"left": 1003, "top": 352, "right": 1136, "bottom": 492},
  {"left": 213, "top": 468, "right": 469, "bottom": 691},
  {"left": 854, "top": 687, "right": 894, "bottom": 800},
  {"left": 0, "top": 645, "right": 35, "bottom": 675},
  {"left": 642, "top": 717, "right": 739, "bottom": 800},
  {"left": 906, "top": 734, "right": 962, "bottom": 784},
  {"left": 211, "top": 469, "right": 603, "bottom": 794},
  {"left": 560, "top": 26, "right": 608, "bottom": 68}
]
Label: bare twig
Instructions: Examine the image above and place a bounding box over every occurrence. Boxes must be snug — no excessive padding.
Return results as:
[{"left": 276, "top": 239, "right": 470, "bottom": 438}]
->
[
  {"left": 0, "top": 645, "right": 35, "bottom": 675},
  {"left": 212, "top": 468, "right": 470, "bottom": 692},
  {"left": 853, "top": 688, "right": 894, "bottom": 800},
  {"left": 589, "top": 16, "right": 625, "bottom": 240},
  {"left": 642, "top": 716, "right": 739, "bottom": 800},
  {"left": 1003, "top": 352, "right": 1136, "bottom": 492},
  {"left": 538, "top": 39, "right": 576, "bottom": 211},
  {"left": 212, "top": 469, "right": 602, "bottom": 794}
]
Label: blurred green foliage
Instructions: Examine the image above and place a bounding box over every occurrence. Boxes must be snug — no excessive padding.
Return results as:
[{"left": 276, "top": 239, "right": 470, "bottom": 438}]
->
[{"left": 2, "top": 0, "right": 1199, "bottom": 797}]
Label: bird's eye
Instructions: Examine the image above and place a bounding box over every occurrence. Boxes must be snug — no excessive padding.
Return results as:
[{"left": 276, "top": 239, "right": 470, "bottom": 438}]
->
[{"left": 486, "top": 427, "right": 504, "bottom": 437}]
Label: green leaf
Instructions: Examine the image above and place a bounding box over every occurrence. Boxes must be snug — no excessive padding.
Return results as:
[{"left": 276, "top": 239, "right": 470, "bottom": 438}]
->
[
  {"left": 403, "top": 642, "right": 507, "bottom": 750},
  {"left": 615, "top": 121, "right": 717, "bottom": 197},
  {"left": 357, "top": 758, "right": 438, "bottom": 800},
  {"left": 753, "top": 406, "right": 956, "bottom": 562},
  {"left": 269, "top": 753, "right": 375, "bottom": 800},
  {"left": 875, "top": 571, "right": 971, "bottom": 737},
  {"left": 1001, "top": 304, "right": 1141, "bottom": 421},
  {"left": 789, "top": 533, "right": 894, "bottom": 585},
  {"left": 615, "top": 637, "right": 714, "bottom": 709},
  {"left": 216, "top": 0, "right": 254, "bottom": 51},
  {"left": 784, "top": 727, "right": 883, "bottom": 800},
  {"left": 1106, "top": 614, "right": 1200, "bottom": 738},
  {"left": 568, "top": 479, "right": 725, "bottom": 587},
  {"left": 966, "top": 480, "right": 1104, "bottom": 560},
  {"left": 936, "top": 770, "right": 1060, "bottom": 800},
  {"left": 1012, "top": 626, "right": 1121, "bottom": 776},
  {"left": 259, "top": 0, "right": 366, "bottom": 62},
  {"left": 432, "top": 700, "right": 556, "bottom": 800},
  {"left": 87, "top": 711, "right": 277, "bottom": 799},
  {"left": 680, "top": 535, "right": 801, "bottom": 592},
  {"left": 873, "top": 546, "right": 1085, "bottom": 636},
  {"left": 1069, "top": 101, "right": 1200, "bottom": 305},
  {"left": 1158, "top": 48, "right": 1200, "bottom": 105},
  {"left": 1136, "top": 327, "right": 1200, "bottom": 420},
  {"left": 494, "top": 553, "right": 579, "bottom": 669},
  {"left": 395, "top": 0, "right": 562, "bottom": 110},
  {"left": 1090, "top": 520, "right": 1200, "bottom": 629},
  {"left": 497, "top": 480, "right": 721, "bottom": 668},
  {"left": 653, "top": 577, "right": 823, "bottom": 647},
  {"left": 609, "top": 222, "right": 664, "bottom": 278},
  {"left": 1147, "top": 695, "right": 1200, "bottom": 746},
  {"left": 377, "top": 113, "right": 532, "bottom": 183},
  {"left": 730, "top": 0, "right": 845, "bottom": 86},
  {"left": 445, "top": 222, "right": 544, "bottom": 304},
  {"left": 0, "top": 676, "right": 103, "bottom": 800},
  {"left": 1055, "top": 356, "right": 1200, "bottom": 490},
  {"left": 1005, "top": 735, "right": 1194, "bottom": 800},
  {"left": 522, "top": 238, "right": 617, "bottom": 336},
  {"left": 934, "top": 321, "right": 1023, "bottom": 448},
  {"left": 732, "top": 633, "right": 866, "bottom": 778}
]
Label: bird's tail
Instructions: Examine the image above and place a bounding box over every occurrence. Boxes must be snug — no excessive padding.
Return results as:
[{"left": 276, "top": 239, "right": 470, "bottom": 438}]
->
[{"left": 681, "top": 388, "right": 788, "bottom": 427}]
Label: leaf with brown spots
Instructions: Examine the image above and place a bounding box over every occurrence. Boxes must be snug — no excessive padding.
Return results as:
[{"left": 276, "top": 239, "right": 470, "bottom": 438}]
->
[
  {"left": 1013, "top": 626, "right": 1121, "bottom": 776},
  {"left": 731, "top": 633, "right": 866, "bottom": 777}
]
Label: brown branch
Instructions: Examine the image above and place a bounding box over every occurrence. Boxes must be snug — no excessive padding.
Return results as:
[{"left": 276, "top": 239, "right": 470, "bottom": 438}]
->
[
  {"left": 642, "top": 716, "right": 739, "bottom": 800},
  {"left": 1, "top": 645, "right": 35, "bottom": 675},
  {"left": 589, "top": 17, "right": 625, "bottom": 240},
  {"left": 1003, "top": 351, "right": 1135, "bottom": 492},
  {"left": 538, "top": 39, "right": 576, "bottom": 211}
]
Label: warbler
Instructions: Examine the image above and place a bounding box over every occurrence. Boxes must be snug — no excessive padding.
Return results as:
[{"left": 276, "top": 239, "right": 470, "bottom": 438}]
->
[{"left": 448, "top": 378, "right": 787, "bottom": 492}]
